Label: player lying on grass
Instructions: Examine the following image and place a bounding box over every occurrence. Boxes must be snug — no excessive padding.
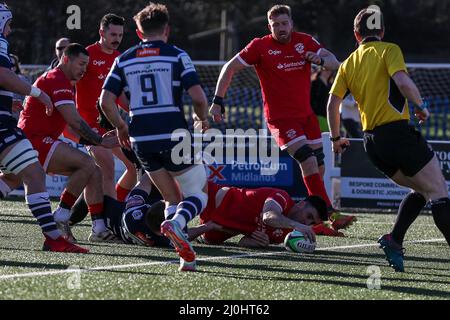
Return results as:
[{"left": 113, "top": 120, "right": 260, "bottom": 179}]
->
[
  {"left": 145, "top": 181, "right": 328, "bottom": 248},
  {"left": 69, "top": 173, "right": 170, "bottom": 247}
]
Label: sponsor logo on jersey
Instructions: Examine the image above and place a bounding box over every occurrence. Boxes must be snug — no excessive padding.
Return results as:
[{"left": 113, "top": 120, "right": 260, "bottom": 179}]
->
[
  {"left": 268, "top": 49, "right": 282, "bottom": 56},
  {"left": 137, "top": 48, "right": 160, "bottom": 57},
  {"left": 277, "top": 61, "right": 306, "bottom": 71},
  {"left": 295, "top": 43, "right": 305, "bottom": 54},
  {"left": 272, "top": 229, "right": 284, "bottom": 238},
  {"left": 93, "top": 60, "right": 106, "bottom": 66},
  {"left": 181, "top": 55, "right": 194, "bottom": 69},
  {"left": 42, "top": 137, "right": 54, "bottom": 144},
  {"left": 98, "top": 74, "right": 106, "bottom": 80},
  {"left": 53, "top": 88, "right": 73, "bottom": 95},
  {"left": 286, "top": 129, "right": 297, "bottom": 139}
]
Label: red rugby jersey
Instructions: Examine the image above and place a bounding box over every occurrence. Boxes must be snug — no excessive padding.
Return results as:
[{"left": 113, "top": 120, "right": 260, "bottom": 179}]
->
[
  {"left": 18, "top": 67, "right": 75, "bottom": 139},
  {"left": 238, "top": 32, "right": 322, "bottom": 121},
  {"left": 76, "top": 42, "right": 120, "bottom": 125}
]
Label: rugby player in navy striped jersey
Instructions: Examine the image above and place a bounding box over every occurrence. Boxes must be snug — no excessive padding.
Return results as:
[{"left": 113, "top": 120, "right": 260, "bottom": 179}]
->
[{"left": 100, "top": 3, "right": 210, "bottom": 271}]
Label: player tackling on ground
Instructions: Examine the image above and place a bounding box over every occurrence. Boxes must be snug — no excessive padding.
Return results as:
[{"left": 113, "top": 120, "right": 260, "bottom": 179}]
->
[
  {"left": 327, "top": 7, "right": 450, "bottom": 272},
  {"left": 210, "top": 4, "right": 356, "bottom": 236},
  {"left": 101, "top": 3, "right": 210, "bottom": 272}
]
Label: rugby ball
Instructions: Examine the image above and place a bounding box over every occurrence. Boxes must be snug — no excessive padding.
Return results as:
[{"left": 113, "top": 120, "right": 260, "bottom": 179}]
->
[{"left": 284, "top": 230, "right": 316, "bottom": 253}]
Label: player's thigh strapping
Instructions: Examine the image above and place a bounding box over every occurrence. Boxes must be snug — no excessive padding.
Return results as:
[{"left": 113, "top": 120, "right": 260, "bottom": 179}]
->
[{"left": 0, "top": 128, "right": 39, "bottom": 175}]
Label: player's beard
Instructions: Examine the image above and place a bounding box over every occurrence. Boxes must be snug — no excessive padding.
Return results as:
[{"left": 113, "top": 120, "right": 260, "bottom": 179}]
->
[{"left": 275, "top": 29, "right": 292, "bottom": 43}]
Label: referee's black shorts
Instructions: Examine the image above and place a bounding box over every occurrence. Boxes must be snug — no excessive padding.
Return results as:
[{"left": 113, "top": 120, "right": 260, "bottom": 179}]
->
[{"left": 363, "top": 120, "right": 434, "bottom": 178}]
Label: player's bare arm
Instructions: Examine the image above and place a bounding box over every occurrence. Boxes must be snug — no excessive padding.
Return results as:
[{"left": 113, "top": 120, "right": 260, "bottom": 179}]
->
[
  {"left": 238, "top": 230, "right": 270, "bottom": 248},
  {"left": 392, "top": 71, "right": 429, "bottom": 123},
  {"left": 210, "top": 55, "right": 247, "bottom": 122},
  {"left": 100, "top": 89, "right": 130, "bottom": 149},
  {"left": 327, "top": 94, "right": 350, "bottom": 154},
  {"left": 262, "top": 199, "right": 316, "bottom": 242},
  {"left": 187, "top": 221, "right": 230, "bottom": 241},
  {"left": 305, "top": 48, "right": 340, "bottom": 71},
  {"left": 0, "top": 67, "right": 53, "bottom": 115},
  {"left": 58, "top": 103, "right": 118, "bottom": 148},
  {"left": 188, "top": 85, "right": 210, "bottom": 131}
]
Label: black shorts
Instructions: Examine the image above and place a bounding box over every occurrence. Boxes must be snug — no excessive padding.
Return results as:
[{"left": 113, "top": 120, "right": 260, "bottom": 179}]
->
[
  {"left": 133, "top": 147, "right": 193, "bottom": 173},
  {"left": 0, "top": 127, "right": 25, "bottom": 155},
  {"left": 363, "top": 120, "right": 434, "bottom": 178}
]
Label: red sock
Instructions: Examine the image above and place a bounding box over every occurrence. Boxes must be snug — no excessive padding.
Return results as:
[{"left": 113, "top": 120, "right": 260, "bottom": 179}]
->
[
  {"left": 115, "top": 184, "right": 131, "bottom": 202},
  {"left": 88, "top": 203, "right": 104, "bottom": 220},
  {"left": 303, "top": 173, "right": 332, "bottom": 207},
  {"left": 60, "top": 189, "right": 78, "bottom": 210}
]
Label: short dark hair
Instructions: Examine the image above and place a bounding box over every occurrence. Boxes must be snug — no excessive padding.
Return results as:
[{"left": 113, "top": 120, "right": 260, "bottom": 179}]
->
[
  {"left": 304, "top": 195, "right": 328, "bottom": 221},
  {"left": 100, "top": 13, "right": 125, "bottom": 30},
  {"left": 134, "top": 2, "right": 169, "bottom": 35},
  {"left": 145, "top": 200, "right": 166, "bottom": 234},
  {"left": 63, "top": 43, "right": 89, "bottom": 59},
  {"left": 267, "top": 4, "right": 292, "bottom": 21},
  {"left": 354, "top": 7, "right": 384, "bottom": 38}
]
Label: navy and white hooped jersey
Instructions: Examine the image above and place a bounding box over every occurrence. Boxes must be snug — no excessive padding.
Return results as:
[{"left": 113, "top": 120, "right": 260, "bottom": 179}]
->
[
  {"left": 0, "top": 36, "right": 14, "bottom": 131},
  {"left": 103, "top": 40, "right": 200, "bottom": 152}
]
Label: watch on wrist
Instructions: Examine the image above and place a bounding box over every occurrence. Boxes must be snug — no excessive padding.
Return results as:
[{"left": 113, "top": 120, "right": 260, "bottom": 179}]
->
[{"left": 330, "top": 136, "right": 341, "bottom": 142}]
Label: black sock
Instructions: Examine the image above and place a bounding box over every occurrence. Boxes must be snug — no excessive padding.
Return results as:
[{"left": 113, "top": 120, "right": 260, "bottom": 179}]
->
[
  {"left": 69, "top": 193, "right": 88, "bottom": 226},
  {"left": 391, "top": 192, "right": 427, "bottom": 245},
  {"left": 430, "top": 198, "right": 450, "bottom": 246}
]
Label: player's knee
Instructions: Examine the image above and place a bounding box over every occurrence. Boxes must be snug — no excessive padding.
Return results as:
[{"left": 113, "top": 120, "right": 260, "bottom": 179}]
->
[
  {"left": 291, "top": 145, "right": 315, "bottom": 164},
  {"left": 175, "top": 165, "right": 208, "bottom": 210}
]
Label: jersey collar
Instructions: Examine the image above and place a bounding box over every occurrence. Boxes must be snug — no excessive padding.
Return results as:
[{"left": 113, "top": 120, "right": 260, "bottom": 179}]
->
[{"left": 361, "top": 36, "right": 381, "bottom": 44}]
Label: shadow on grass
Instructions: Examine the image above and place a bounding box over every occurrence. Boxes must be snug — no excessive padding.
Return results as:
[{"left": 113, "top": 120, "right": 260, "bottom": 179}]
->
[{"left": 197, "top": 262, "right": 450, "bottom": 298}]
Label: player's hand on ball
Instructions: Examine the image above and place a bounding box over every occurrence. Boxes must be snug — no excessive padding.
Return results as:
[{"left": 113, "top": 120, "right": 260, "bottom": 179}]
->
[
  {"left": 332, "top": 138, "right": 350, "bottom": 154},
  {"left": 37, "top": 91, "right": 54, "bottom": 116},
  {"left": 209, "top": 104, "right": 224, "bottom": 123},
  {"left": 295, "top": 224, "right": 316, "bottom": 243},
  {"left": 305, "top": 51, "right": 322, "bottom": 65}
]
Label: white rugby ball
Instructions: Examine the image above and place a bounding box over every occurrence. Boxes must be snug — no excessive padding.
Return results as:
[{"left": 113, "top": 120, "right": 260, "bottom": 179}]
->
[{"left": 284, "top": 230, "right": 316, "bottom": 253}]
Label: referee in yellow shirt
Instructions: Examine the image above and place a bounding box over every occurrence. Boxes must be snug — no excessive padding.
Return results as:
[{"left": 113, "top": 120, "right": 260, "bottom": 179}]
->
[{"left": 327, "top": 7, "right": 450, "bottom": 272}]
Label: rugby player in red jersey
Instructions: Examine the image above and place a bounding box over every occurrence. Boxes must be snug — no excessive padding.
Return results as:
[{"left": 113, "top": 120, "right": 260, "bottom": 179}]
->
[
  {"left": 147, "top": 181, "right": 328, "bottom": 247},
  {"left": 210, "top": 4, "right": 356, "bottom": 236},
  {"left": 76, "top": 14, "right": 137, "bottom": 202},
  {"left": 18, "top": 44, "right": 119, "bottom": 243}
]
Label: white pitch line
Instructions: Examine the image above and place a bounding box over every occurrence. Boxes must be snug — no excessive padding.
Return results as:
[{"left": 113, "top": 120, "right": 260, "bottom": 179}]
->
[{"left": 0, "top": 238, "right": 445, "bottom": 281}]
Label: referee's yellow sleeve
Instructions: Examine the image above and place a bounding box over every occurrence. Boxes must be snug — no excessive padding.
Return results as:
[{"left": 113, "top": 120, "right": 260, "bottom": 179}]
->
[
  {"left": 385, "top": 44, "right": 407, "bottom": 77},
  {"left": 330, "top": 65, "right": 348, "bottom": 99}
]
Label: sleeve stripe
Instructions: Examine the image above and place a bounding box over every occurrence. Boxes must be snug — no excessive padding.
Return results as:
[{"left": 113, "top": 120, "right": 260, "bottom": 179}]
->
[
  {"left": 54, "top": 100, "right": 75, "bottom": 107},
  {"left": 275, "top": 192, "right": 288, "bottom": 208},
  {"left": 109, "top": 73, "right": 121, "bottom": 81},
  {"left": 180, "top": 69, "right": 195, "bottom": 78},
  {"left": 265, "top": 198, "right": 284, "bottom": 213},
  {"left": 236, "top": 55, "right": 251, "bottom": 67}
]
